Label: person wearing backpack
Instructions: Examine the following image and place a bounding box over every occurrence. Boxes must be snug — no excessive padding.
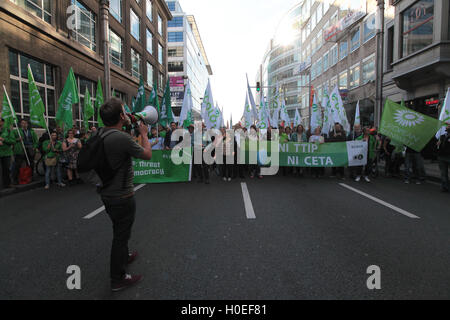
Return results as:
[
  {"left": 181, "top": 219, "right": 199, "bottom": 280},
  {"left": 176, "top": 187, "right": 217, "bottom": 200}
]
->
[{"left": 82, "top": 98, "right": 152, "bottom": 292}]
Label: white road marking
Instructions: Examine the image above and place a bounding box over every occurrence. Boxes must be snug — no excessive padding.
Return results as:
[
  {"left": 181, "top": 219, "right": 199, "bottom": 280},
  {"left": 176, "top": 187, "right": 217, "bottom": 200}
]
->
[
  {"left": 83, "top": 184, "right": 147, "bottom": 220},
  {"left": 339, "top": 183, "right": 420, "bottom": 219},
  {"left": 241, "top": 183, "right": 256, "bottom": 219}
]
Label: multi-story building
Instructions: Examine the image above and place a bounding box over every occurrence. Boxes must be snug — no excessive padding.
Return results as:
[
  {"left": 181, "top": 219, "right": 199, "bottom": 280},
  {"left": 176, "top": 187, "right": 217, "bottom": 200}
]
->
[
  {"left": 165, "top": 0, "right": 212, "bottom": 120},
  {"left": 257, "top": 0, "right": 396, "bottom": 129},
  {"left": 382, "top": 0, "right": 450, "bottom": 119},
  {"left": 0, "top": 0, "right": 172, "bottom": 130}
]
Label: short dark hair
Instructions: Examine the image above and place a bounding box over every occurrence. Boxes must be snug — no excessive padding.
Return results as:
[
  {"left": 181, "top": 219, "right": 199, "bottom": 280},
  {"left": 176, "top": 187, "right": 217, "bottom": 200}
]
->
[{"left": 100, "top": 98, "right": 124, "bottom": 126}]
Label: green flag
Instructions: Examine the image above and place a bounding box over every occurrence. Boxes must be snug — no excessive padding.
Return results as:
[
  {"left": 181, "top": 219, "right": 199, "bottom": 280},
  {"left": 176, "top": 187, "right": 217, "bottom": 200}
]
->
[
  {"left": 160, "top": 79, "right": 173, "bottom": 127},
  {"left": 112, "top": 88, "right": 116, "bottom": 98},
  {"left": 380, "top": 99, "right": 442, "bottom": 152},
  {"left": 134, "top": 77, "right": 146, "bottom": 113},
  {"left": 124, "top": 104, "right": 131, "bottom": 113},
  {"left": 28, "top": 65, "right": 48, "bottom": 130},
  {"left": 2, "top": 89, "right": 18, "bottom": 128},
  {"left": 96, "top": 79, "right": 104, "bottom": 128},
  {"left": 56, "top": 68, "right": 79, "bottom": 132},
  {"left": 83, "top": 88, "right": 94, "bottom": 131}
]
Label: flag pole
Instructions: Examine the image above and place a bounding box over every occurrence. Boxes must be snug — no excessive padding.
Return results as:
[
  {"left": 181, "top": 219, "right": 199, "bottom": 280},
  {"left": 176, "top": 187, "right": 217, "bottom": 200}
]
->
[
  {"left": 28, "top": 64, "right": 51, "bottom": 138},
  {"left": 3, "top": 84, "right": 30, "bottom": 166}
]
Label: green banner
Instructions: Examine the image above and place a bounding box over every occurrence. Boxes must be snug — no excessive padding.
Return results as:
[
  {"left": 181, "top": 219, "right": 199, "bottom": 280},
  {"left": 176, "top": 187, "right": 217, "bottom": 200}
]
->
[
  {"left": 133, "top": 150, "right": 192, "bottom": 184},
  {"left": 241, "top": 141, "right": 368, "bottom": 167}
]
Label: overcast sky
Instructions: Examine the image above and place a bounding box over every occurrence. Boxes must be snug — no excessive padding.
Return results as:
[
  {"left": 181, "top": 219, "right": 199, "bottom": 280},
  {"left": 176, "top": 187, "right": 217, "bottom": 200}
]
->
[{"left": 179, "top": 0, "right": 300, "bottom": 123}]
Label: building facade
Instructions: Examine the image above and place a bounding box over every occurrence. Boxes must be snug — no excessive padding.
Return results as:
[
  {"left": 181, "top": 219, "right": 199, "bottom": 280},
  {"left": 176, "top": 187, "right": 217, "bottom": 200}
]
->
[
  {"left": 382, "top": 0, "right": 450, "bottom": 119},
  {"left": 165, "top": 0, "right": 212, "bottom": 120},
  {"left": 257, "top": 0, "right": 397, "bottom": 129},
  {"left": 0, "top": 0, "right": 172, "bottom": 130}
]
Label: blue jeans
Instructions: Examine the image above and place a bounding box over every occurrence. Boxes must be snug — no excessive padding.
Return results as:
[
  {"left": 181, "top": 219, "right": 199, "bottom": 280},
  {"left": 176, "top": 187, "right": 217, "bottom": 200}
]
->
[
  {"left": 439, "top": 157, "right": 450, "bottom": 191},
  {"left": 404, "top": 153, "right": 426, "bottom": 181},
  {"left": 45, "top": 164, "right": 63, "bottom": 186}
]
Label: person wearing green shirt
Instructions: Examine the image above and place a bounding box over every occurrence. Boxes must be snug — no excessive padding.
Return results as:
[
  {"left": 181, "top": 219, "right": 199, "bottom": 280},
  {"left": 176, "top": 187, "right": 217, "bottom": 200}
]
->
[
  {"left": 12, "top": 119, "right": 38, "bottom": 184},
  {"left": 0, "top": 118, "right": 15, "bottom": 189},
  {"left": 355, "top": 127, "right": 377, "bottom": 183},
  {"left": 43, "top": 131, "right": 65, "bottom": 189}
]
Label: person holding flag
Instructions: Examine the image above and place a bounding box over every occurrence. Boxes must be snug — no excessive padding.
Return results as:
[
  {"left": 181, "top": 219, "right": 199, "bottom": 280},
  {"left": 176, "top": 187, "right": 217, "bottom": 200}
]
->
[{"left": 12, "top": 119, "right": 38, "bottom": 184}]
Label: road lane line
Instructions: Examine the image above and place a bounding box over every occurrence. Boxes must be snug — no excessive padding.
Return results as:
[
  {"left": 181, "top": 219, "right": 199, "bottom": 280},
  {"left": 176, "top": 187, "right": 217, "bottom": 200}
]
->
[
  {"left": 241, "top": 182, "right": 256, "bottom": 219},
  {"left": 339, "top": 183, "right": 420, "bottom": 219},
  {"left": 83, "top": 184, "right": 147, "bottom": 220}
]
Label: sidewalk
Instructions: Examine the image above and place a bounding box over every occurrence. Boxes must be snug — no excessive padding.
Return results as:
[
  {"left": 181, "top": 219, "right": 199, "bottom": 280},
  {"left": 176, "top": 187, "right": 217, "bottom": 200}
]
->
[{"left": 0, "top": 177, "right": 45, "bottom": 198}]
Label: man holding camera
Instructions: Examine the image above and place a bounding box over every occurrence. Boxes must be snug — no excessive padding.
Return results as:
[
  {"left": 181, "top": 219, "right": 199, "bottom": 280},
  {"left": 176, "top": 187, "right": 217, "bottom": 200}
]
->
[{"left": 99, "top": 98, "right": 152, "bottom": 292}]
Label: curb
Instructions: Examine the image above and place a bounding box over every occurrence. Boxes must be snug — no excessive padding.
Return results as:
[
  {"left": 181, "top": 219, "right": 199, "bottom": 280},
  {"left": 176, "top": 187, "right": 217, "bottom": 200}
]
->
[{"left": 0, "top": 180, "right": 45, "bottom": 198}]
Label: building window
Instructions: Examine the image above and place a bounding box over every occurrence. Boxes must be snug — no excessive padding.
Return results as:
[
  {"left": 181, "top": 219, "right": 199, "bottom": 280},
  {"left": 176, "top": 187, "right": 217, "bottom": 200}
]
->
[
  {"left": 109, "top": 29, "right": 123, "bottom": 68},
  {"left": 131, "top": 48, "right": 141, "bottom": 78},
  {"left": 146, "top": 29, "right": 153, "bottom": 54},
  {"left": 70, "top": 0, "right": 96, "bottom": 51},
  {"left": 339, "top": 70, "right": 348, "bottom": 90},
  {"left": 349, "top": 63, "right": 360, "bottom": 89},
  {"left": 167, "top": 1, "right": 176, "bottom": 11},
  {"left": 330, "top": 44, "right": 338, "bottom": 66},
  {"left": 386, "top": 26, "right": 394, "bottom": 70},
  {"left": 110, "top": 0, "right": 121, "bottom": 22},
  {"left": 168, "top": 16, "right": 183, "bottom": 28},
  {"left": 168, "top": 47, "right": 183, "bottom": 57},
  {"left": 158, "top": 43, "right": 163, "bottom": 65},
  {"left": 147, "top": 62, "right": 153, "bottom": 86},
  {"left": 11, "top": 0, "right": 51, "bottom": 23},
  {"left": 8, "top": 50, "right": 56, "bottom": 127},
  {"left": 146, "top": 0, "right": 152, "bottom": 21},
  {"left": 363, "top": 13, "right": 376, "bottom": 43},
  {"left": 362, "top": 54, "right": 375, "bottom": 84},
  {"left": 158, "top": 14, "right": 163, "bottom": 35},
  {"left": 130, "top": 9, "right": 140, "bottom": 41},
  {"left": 350, "top": 27, "right": 360, "bottom": 52},
  {"left": 339, "top": 40, "right": 348, "bottom": 60},
  {"left": 168, "top": 61, "right": 184, "bottom": 72},
  {"left": 401, "top": 0, "right": 434, "bottom": 57},
  {"left": 168, "top": 31, "right": 183, "bottom": 42}
]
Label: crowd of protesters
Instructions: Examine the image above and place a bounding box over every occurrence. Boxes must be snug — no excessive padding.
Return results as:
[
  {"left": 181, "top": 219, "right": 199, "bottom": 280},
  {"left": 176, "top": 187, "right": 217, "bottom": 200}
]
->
[{"left": 1, "top": 115, "right": 449, "bottom": 193}]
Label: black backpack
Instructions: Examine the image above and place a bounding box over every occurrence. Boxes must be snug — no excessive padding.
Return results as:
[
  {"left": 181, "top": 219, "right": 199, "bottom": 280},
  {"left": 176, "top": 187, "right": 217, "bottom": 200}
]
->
[{"left": 77, "top": 129, "right": 118, "bottom": 187}]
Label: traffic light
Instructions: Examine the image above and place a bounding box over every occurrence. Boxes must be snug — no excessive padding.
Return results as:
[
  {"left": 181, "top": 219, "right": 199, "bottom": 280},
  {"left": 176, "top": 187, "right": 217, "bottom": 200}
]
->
[{"left": 256, "top": 82, "right": 261, "bottom": 92}]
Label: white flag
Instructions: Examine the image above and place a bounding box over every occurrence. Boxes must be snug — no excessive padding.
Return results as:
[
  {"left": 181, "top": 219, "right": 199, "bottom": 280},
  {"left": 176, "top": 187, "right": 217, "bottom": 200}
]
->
[
  {"left": 271, "top": 105, "right": 280, "bottom": 128},
  {"left": 436, "top": 88, "right": 450, "bottom": 139},
  {"left": 310, "top": 93, "right": 322, "bottom": 131},
  {"left": 280, "top": 98, "right": 290, "bottom": 125},
  {"left": 201, "top": 79, "right": 220, "bottom": 129},
  {"left": 179, "top": 81, "right": 193, "bottom": 127},
  {"left": 258, "top": 94, "right": 270, "bottom": 129},
  {"left": 354, "top": 100, "right": 361, "bottom": 127},
  {"left": 294, "top": 108, "right": 302, "bottom": 128},
  {"left": 329, "top": 85, "right": 350, "bottom": 132}
]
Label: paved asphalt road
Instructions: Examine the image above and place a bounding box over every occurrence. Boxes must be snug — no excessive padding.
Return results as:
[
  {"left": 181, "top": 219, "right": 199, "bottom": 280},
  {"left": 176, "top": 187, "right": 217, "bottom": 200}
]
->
[{"left": 0, "top": 171, "right": 449, "bottom": 300}]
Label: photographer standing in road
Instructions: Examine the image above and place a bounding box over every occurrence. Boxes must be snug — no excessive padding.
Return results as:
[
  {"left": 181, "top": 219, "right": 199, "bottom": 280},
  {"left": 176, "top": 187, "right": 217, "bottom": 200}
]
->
[{"left": 99, "top": 98, "right": 152, "bottom": 292}]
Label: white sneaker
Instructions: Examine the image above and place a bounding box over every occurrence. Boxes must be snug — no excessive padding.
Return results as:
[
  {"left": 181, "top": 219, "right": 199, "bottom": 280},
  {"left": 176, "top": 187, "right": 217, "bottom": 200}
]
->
[
  {"left": 228, "top": 178, "right": 232, "bottom": 182},
  {"left": 364, "top": 176, "right": 371, "bottom": 183},
  {"left": 44, "top": 185, "right": 50, "bottom": 190},
  {"left": 223, "top": 177, "right": 227, "bottom": 181},
  {"left": 57, "top": 183, "right": 66, "bottom": 187},
  {"left": 355, "top": 176, "right": 361, "bottom": 182}
]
